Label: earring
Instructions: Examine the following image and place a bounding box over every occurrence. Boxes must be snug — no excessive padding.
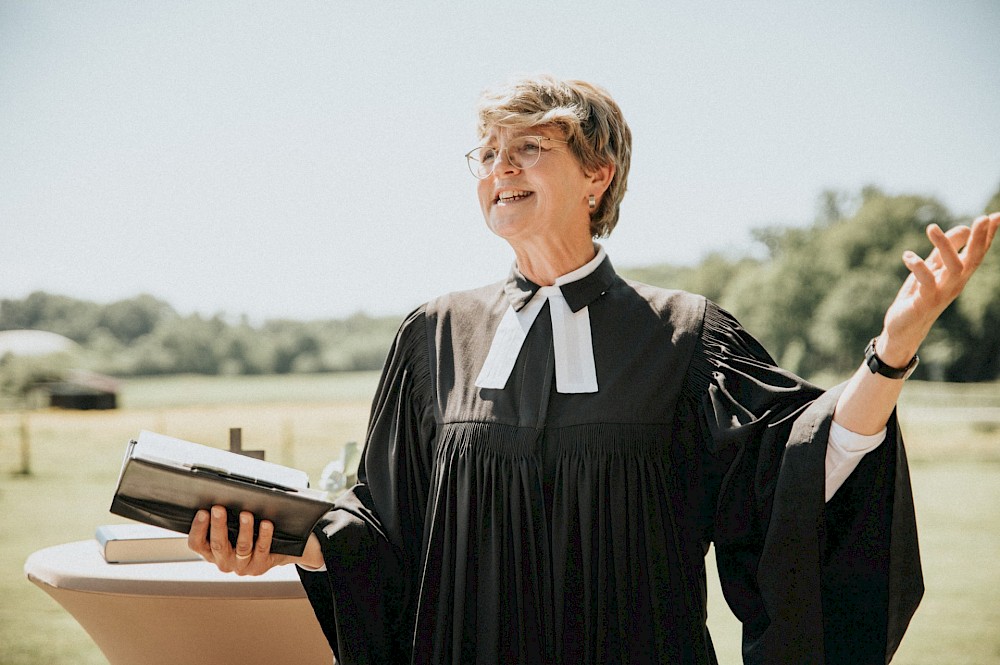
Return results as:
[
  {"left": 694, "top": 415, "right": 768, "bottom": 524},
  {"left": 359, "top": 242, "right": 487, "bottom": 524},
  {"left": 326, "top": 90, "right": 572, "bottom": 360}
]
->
[{"left": 588, "top": 194, "right": 597, "bottom": 211}]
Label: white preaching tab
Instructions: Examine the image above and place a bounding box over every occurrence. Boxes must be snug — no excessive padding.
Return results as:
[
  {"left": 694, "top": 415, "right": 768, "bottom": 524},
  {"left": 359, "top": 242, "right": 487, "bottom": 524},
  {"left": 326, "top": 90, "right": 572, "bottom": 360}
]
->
[{"left": 476, "top": 247, "right": 605, "bottom": 394}]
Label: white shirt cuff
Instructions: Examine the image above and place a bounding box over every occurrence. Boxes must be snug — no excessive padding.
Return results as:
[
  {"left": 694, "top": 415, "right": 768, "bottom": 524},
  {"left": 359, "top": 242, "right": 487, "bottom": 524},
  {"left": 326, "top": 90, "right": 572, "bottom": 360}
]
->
[
  {"left": 296, "top": 562, "right": 327, "bottom": 572},
  {"left": 825, "top": 421, "right": 887, "bottom": 502}
]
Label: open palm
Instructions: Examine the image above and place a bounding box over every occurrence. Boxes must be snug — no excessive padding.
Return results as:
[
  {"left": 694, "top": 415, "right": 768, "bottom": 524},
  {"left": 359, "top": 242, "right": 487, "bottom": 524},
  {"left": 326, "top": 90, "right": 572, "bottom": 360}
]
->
[{"left": 882, "top": 213, "right": 1000, "bottom": 358}]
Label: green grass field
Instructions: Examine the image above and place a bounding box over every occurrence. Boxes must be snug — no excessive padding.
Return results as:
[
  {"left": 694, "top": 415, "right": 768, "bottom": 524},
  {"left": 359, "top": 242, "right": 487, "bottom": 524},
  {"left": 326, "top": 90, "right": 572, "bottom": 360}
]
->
[{"left": 1, "top": 374, "right": 998, "bottom": 664}]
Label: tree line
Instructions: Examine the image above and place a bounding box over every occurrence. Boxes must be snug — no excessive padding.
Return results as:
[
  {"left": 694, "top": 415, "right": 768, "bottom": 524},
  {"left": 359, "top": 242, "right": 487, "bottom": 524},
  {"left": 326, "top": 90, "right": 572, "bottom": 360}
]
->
[
  {"left": 0, "top": 293, "right": 402, "bottom": 378},
  {"left": 2, "top": 186, "right": 998, "bottom": 386},
  {"left": 623, "top": 185, "right": 1000, "bottom": 382}
]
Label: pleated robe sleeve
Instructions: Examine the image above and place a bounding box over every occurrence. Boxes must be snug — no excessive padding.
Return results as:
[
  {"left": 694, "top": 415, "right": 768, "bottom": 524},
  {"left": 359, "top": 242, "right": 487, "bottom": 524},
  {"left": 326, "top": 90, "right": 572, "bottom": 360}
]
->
[
  {"left": 684, "top": 302, "right": 923, "bottom": 665},
  {"left": 297, "top": 306, "right": 436, "bottom": 665}
]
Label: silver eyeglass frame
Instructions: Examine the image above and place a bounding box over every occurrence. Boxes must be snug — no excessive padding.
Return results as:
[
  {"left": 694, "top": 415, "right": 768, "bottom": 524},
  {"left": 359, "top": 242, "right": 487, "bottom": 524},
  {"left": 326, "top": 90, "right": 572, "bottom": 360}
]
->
[{"left": 464, "top": 136, "right": 569, "bottom": 179}]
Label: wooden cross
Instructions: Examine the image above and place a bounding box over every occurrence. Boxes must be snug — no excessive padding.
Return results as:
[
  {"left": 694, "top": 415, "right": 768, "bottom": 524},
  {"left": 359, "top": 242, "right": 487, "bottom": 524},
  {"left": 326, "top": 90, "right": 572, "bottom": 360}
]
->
[{"left": 228, "top": 427, "right": 265, "bottom": 460}]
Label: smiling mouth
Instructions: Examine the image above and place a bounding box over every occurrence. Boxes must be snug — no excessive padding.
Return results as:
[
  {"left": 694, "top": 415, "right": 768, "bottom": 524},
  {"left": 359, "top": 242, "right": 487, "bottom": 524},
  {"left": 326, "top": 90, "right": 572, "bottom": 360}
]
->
[{"left": 495, "top": 190, "right": 533, "bottom": 205}]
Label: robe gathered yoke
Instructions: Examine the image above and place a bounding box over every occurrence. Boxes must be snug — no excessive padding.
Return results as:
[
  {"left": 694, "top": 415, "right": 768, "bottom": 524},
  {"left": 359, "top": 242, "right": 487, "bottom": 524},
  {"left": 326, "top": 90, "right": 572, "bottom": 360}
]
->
[{"left": 298, "top": 254, "right": 923, "bottom": 665}]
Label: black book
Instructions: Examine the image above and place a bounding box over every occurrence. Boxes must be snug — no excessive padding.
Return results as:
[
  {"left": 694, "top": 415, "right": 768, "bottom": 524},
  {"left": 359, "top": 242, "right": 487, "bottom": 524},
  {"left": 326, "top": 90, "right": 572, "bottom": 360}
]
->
[{"left": 110, "top": 431, "right": 335, "bottom": 556}]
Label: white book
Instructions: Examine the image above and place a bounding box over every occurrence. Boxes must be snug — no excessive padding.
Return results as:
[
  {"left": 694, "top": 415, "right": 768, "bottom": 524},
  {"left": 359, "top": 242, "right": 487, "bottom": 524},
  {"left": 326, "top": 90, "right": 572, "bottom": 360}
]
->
[{"left": 95, "top": 523, "right": 203, "bottom": 564}]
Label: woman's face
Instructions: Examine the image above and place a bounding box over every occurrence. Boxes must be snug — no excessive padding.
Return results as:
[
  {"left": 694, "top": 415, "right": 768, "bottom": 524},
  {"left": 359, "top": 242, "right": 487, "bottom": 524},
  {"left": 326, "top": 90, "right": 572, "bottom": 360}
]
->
[{"left": 476, "top": 125, "right": 595, "bottom": 246}]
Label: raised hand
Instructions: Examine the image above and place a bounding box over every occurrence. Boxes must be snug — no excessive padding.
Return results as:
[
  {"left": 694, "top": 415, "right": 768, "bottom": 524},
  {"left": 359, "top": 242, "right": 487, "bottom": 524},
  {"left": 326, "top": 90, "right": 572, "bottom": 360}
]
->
[
  {"left": 879, "top": 212, "right": 999, "bottom": 366},
  {"left": 834, "top": 212, "right": 999, "bottom": 436}
]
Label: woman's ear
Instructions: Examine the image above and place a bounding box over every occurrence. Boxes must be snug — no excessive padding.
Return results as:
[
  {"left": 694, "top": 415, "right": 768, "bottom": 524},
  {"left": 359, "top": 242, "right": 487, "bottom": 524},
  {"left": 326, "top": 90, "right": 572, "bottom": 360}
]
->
[{"left": 588, "top": 162, "right": 615, "bottom": 205}]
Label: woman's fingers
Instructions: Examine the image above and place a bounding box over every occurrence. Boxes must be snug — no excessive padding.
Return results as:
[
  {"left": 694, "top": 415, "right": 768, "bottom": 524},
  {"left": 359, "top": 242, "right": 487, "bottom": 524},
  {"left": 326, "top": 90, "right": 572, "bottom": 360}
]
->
[
  {"left": 188, "top": 505, "right": 283, "bottom": 576},
  {"left": 241, "top": 520, "right": 278, "bottom": 575},
  {"left": 988, "top": 213, "right": 1000, "bottom": 244},
  {"left": 187, "top": 509, "right": 212, "bottom": 559},
  {"left": 927, "top": 215, "right": 999, "bottom": 275},
  {"left": 962, "top": 213, "right": 1000, "bottom": 267},
  {"left": 926, "top": 223, "right": 965, "bottom": 275},
  {"left": 233, "top": 511, "right": 255, "bottom": 573},
  {"left": 255, "top": 519, "right": 275, "bottom": 558},
  {"left": 208, "top": 505, "right": 235, "bottom": 570},
  {"left": 908, "top": 219, "right": 994, "bottom": 292},
  {"left": 902, "top": 250, "right": 936, "bottom": 289},
  {"left": 898, "top": 215, "right": 1000, "bottom": 322}
]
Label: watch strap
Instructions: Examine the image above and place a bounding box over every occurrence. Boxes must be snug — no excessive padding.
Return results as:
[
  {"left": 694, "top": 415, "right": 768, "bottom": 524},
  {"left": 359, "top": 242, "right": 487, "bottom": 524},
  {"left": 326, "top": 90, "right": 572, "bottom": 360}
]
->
[{"left": 865, "top": 337, "right": 919, "bottom": 380}]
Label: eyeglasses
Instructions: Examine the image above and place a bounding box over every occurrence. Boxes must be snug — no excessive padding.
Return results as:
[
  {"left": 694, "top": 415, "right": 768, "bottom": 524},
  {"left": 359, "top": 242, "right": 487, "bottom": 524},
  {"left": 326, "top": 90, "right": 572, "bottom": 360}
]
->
[{"left": 464, "top": 135, "right": 569, "bottom": 179}]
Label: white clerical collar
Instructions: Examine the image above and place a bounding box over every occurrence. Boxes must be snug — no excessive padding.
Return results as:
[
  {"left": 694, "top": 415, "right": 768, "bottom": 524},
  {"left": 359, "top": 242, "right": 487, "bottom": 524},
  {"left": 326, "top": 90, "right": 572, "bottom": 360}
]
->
[{"left": 476, "top": 245, "right": 608, "bottom": 394}]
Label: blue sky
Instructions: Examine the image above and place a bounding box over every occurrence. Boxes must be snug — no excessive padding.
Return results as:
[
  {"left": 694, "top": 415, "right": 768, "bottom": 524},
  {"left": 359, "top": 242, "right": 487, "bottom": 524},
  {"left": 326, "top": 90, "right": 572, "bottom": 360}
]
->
[{"left": 2, "top": 1, "right": 998, "bottom": 320}]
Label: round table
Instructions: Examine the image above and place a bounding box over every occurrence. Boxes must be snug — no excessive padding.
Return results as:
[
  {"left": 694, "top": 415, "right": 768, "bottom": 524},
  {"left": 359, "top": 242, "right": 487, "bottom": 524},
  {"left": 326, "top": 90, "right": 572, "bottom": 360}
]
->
[{"left": 25, "top": 540, "right": 332, "bottom": 665}]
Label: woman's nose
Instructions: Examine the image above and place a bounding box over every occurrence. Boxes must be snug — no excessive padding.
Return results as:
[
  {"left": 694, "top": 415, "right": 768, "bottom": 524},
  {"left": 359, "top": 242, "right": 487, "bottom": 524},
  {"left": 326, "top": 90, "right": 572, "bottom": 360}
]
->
[{"left": 494, "top": 147, "right": 521, "bottom": 175}]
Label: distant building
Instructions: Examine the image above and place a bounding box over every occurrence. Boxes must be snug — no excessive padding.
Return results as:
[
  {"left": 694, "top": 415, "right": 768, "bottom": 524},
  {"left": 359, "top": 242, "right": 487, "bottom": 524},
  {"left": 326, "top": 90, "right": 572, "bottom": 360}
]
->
[
  {"left": 43, "top": 369, "right": 120, "bottom": 410},
  {"left": 0, "top": 330, "right": 120, "bottom": 410}
]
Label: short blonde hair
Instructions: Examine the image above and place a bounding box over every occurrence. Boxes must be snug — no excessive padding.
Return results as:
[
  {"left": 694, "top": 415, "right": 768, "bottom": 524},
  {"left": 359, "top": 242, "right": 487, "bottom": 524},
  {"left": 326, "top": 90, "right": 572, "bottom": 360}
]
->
[{"left": 475, "top": 74, "right": 632, "bottom": 238}]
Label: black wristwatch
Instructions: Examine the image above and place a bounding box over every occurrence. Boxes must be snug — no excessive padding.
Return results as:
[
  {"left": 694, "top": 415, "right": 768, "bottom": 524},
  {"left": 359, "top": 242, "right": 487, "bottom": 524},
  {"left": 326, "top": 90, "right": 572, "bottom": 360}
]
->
[{"left": 864, "top": 337, "right": 919, "bottom": 380}]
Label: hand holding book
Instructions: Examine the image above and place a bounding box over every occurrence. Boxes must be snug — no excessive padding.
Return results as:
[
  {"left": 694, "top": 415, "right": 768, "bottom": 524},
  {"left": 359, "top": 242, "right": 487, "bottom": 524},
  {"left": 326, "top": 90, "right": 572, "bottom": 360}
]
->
[
  {"left": 187, "top": 505, "right": 325, "bottom": 575},
  {"left": 111, "top": 431, "right": 335, "bottom": 558}
]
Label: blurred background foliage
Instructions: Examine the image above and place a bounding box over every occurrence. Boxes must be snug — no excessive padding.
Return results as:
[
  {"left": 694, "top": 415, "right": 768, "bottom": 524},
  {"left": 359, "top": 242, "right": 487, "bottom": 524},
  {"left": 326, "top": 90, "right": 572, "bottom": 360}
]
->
[
  {"left": 625, "top": 185, "right": 1000, "bottom": 382},
  {"left": 0, "top": 296, "right": 401, "bottom": 380},
  {"left": 3, "top": 186, "right": 999, "bottom": 391}
]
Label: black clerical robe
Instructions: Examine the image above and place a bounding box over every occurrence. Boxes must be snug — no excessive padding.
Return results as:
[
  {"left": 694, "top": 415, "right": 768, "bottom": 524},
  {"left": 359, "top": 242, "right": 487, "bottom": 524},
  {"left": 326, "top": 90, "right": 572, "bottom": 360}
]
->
[{"left": 298, "top": 256, "right": 923, "bottom": 665}]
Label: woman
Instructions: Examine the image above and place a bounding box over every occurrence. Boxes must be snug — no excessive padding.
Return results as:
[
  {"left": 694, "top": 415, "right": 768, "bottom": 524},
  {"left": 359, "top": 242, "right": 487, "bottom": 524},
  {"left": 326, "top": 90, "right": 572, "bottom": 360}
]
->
[{"left": 189, "top": 75, "right": 999, "bottom": 664}]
